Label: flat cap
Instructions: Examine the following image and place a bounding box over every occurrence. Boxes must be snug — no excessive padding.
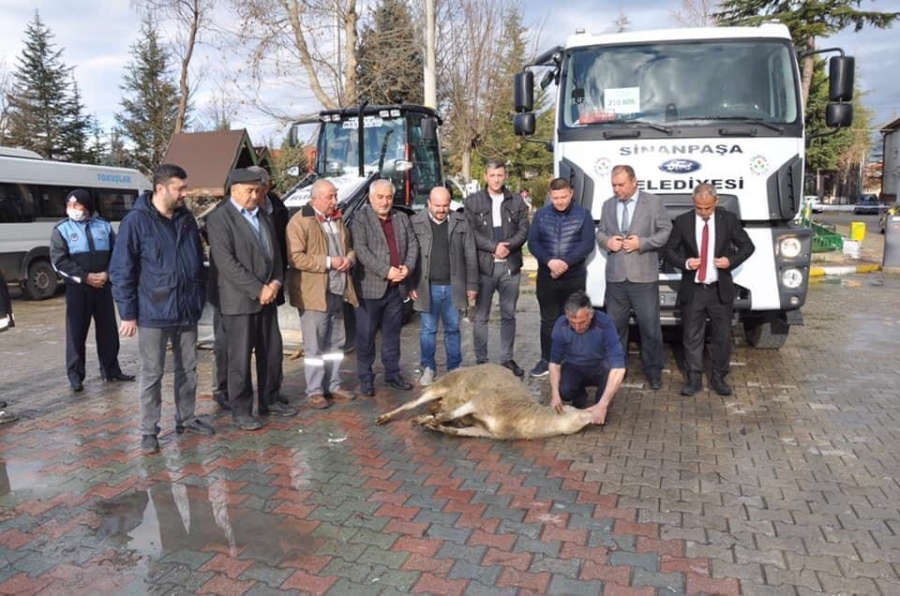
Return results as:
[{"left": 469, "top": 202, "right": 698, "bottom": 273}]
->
[{"left": 228, "top": 168, "right": 266, "bottom": 186}]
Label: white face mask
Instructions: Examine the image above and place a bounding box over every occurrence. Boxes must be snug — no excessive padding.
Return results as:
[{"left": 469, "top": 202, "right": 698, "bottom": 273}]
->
[{"left": 67, "top": 208, "right": 88, "bottom": 222}]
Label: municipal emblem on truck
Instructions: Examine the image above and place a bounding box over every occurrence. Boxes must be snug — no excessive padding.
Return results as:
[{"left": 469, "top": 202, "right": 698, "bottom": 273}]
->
[
  {"left": 659, "top": 159, "right": 701, "bottom": 174},
  {"left": 593, "top": 157, "right": 613, "bottom": 177}
]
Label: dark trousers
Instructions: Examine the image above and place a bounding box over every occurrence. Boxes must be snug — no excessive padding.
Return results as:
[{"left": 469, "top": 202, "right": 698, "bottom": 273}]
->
[
  {"left": 221, "top": 304, "right": 283, "bottom": 419},
  {"left": 536, "top": 273, "right": 586, "bottom": 361},
  {"left": 356, "top": 285, "right": 404, "bottom": 383},
  {"left": 605, "top": 280, "right": 665, "bottom": 380},
  {"left": 214, "top": 307, "right": 283, "bottom": 407},
  {"left": 65, "top": 283, "right": 121, "bottom": 384},
  {"left": 681, "top": 284, "right": 733, "bottom": 380},
  {"left": 560, "top": 362, "right": 610, "bottom": 408}
]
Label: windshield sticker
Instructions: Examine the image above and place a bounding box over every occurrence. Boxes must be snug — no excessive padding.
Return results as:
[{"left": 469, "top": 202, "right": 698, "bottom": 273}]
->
[
  {"left": 603, "top": 87, "right": 640, "bottom": 114},
  {"left": 341, "top": 116, "right": 385, "bottom": 129}
]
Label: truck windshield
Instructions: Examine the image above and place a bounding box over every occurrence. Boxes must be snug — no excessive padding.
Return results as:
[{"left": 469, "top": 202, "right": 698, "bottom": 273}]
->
[
  {"left": 561, "top": 40, "right": 800, "bottom": 128},
  {"left": 318, "top": 112, "right": 441, "bottom": 208}
]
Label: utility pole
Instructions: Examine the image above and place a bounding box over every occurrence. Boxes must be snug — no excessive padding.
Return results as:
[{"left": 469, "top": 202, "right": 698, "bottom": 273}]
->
[{"left": 424, "top": 0, "right": 436, "bottom": 109}]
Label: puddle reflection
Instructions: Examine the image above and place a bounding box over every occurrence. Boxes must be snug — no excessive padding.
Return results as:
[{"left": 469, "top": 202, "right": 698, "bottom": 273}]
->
[
  {"left": 91, "top": 479, "right": 322, "bottom": 561},
  {"left": 0, "top": 460, "right": 50, "bottom": 495}
]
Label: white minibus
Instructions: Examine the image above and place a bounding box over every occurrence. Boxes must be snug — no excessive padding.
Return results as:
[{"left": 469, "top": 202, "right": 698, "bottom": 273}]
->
[{"left": 0, "top": 148, "right": 152, "bottom": 299}]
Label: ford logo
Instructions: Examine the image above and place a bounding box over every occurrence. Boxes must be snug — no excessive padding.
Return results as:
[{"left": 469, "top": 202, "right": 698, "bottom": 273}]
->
[{"left": 659, "top": 159, "right": 701, "bottom": 174}]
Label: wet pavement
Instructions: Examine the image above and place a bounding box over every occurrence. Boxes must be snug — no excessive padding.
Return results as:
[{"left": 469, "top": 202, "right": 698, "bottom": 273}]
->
[{"left": 2, "top": 272, "right": 900, "bottom": 595}]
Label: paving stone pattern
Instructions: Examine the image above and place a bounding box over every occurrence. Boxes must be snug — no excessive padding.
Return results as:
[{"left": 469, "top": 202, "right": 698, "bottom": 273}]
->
[{"left": 1, "top": 273, "right": 899, "bottom": 594}]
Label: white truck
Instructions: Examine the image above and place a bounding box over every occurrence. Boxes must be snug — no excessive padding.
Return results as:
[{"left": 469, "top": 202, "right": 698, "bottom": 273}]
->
[{"left": 513, "top": 24, "right": 855, "bottom": 348}]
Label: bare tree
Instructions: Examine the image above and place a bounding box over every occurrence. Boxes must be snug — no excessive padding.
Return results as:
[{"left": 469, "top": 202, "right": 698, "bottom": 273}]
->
[
  {"left": 232, "top": 0, "right": 360, "bottom": 113},
  {"left": 198, "top": 82, "right": 240, "bottom": 131},
  {"left": 439, "top": 0, "right": 519, "bottom": 179},
  {"left": 670, "top": 0, "right": 720, "bottom": 27},
  {"left": 132, "top": 0, "right": 216, "bottom": 133},
  {"left": 614, "top": 10, "right": 631, "bottom": 32},
  {"left": 0, "top": 59, "right": 11, "bottom": 142}
]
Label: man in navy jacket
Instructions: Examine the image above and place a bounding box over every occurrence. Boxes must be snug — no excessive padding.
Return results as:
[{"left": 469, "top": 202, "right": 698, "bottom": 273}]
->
[
  {"left": 110, "top": 164, "right": 215, "bottom": 455},
  {"left": 526, "top": 178, "right": 595, "bottom": 378}
]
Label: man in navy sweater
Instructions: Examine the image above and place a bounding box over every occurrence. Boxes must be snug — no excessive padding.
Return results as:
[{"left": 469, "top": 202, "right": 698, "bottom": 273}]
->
[
  {"left": 549, "top": 291, "right": 626, "bottom": 426},
  {"left": 526, "top": 178, "right": 595, "bottom": 378}
]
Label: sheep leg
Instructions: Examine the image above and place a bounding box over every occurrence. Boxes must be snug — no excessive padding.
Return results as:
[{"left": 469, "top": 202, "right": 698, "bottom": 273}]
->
[
  {"left": 375, "top": 387, "right": 443, "bottom": 425},
  {"left": 432, "top": 400, "right": 478, "bottom": 425},
  {"left": 430, "top": 423, "right": 495, "bottom": 438}
]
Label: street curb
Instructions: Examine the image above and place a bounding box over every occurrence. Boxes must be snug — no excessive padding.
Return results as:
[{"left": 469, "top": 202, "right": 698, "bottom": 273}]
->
[{"left": 809, "top": 263, "right": 882, "bottom": 277}]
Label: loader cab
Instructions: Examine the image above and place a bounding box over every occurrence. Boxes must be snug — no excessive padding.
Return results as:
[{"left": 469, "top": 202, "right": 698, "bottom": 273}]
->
[{"left": 292, "top": 104, "right": 444, "bottom": 211}]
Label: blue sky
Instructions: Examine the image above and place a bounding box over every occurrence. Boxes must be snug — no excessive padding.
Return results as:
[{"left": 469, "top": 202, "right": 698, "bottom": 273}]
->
[{"left": 1, "top": 0, "right": 898, "bottom": 150}]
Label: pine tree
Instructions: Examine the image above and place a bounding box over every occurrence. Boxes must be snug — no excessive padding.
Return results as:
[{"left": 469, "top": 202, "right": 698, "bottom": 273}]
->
[
  {"left": 60, "top": 78, "right": 95, "bottom": 163},
  {"left": 6, "top": 11, "right": 79, "bottom": 160},
  {"left": 116, "top": 16, "right": 181, "bottom": 175},
  {"left": 357, "top": 0, "right": 423, "bottom": 105}
]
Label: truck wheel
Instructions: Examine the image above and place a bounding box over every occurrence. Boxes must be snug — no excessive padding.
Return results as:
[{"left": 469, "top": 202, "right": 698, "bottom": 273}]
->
[
  {"left": 22, "top": 260, "right": 59, "bottom": 301},
  {"left": 743, "top": 317, "right": 789, "bottom": 349}
]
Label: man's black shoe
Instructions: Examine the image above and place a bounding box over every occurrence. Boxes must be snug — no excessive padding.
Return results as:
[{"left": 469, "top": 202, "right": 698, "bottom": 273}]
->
[
  {"left": 385, "top": 376, "right": 413, "bottom": 391},
  {"left": 681, "top": 377, "right": 702, "bottom": 396},
  {"left": 179, "top": 417, "right": 216, "bottom": 435},
  {"left": 501, "top": 360, "right": 525, "bottom": 377},
  {"left": 261, "top": 402, "right": 299, "bottom": 417},
  {"left": 276, "top": 394, "right": 290, "bottom": 405},
  {"left": 141, "top": 435, "right": 160, "bottom": 455},
  {"left": 360, "top": 381, "right": 375, "bottom": 397},
  {"left": 104, "top": 373, "right": 136, "bottom": 382},
  {"left": 649, "top": 378, "right": 662, "bottom": 391},
  {"left": 71, "top": 382, "right": 84, "bottom": 393},
  {"left": 710, "top": 377, "right": 732, "bottom": 396},
  {"left": 233, "top": 416, "right": 263, "bottom": 431}
]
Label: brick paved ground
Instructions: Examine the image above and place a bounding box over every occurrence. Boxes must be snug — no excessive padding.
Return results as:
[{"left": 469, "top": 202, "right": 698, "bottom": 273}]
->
[{"left": 1, "top": 272, "right": 899, "bottom": 595}]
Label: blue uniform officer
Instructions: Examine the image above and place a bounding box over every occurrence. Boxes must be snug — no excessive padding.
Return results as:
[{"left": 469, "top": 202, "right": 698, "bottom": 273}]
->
[
  {"left": 50, "top": 189, "right": 134, "bottom": 392},
  {"left": 549, "top": 291, "right": 626, "bottom": 425}
]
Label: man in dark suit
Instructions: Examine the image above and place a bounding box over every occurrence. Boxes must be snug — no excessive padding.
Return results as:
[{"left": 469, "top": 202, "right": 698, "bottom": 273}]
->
[
  {"left": 351, "top": 179, "right": 419, "bottom": 396},
  {"left": 663, "top": 183, "right": 755, "bottom": 396},
  {"left": 206, "top": 168, "right": 298, "bottom": 430},
  {"left": 596, "top": 165, "right": 672, "bottom": 390}
]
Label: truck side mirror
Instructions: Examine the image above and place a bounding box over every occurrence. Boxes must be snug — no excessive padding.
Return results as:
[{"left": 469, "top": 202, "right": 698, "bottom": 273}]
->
[
  {"left": 825, "top": 103, "right": 853, "bottom": 128},
  {"left": 421, "top": 118, "right": 438, "bottom": 142},
  {"left": 514, "top": 113, "right": 536, "bottom": 137},
  {"left": 828, "top": 56, "right": 854, "bottom": 102},
  {"left": 514, "top": 71, "right": 534, "bottom": 113}
]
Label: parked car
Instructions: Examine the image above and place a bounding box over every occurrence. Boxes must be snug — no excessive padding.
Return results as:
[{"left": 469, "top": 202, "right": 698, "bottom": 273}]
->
[
  {"left": 880, "top": 202, "right": 899, "bottom": 234},
  {"left": 804, "top": 195, "right": 824, "bottom": 213},
  {"left": 854, "top": 194, "right": 882, "bottom": 215}
]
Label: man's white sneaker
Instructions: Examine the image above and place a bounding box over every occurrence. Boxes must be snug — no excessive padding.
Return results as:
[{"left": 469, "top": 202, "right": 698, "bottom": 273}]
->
[{"left": 419, "top": 367, "right": 435, "bottom": 387}]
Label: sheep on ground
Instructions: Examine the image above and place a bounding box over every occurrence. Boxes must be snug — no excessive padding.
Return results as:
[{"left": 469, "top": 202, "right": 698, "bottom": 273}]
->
[{"left": 375, "top": 363, "right": 595, "bottom": 440}]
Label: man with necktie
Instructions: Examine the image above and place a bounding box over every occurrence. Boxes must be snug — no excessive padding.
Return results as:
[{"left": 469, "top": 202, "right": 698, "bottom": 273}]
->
[
  {"left": 663, "top": 183, "right": 755, "bottom": 396},
  {"left": 596, "top": 165, "right": 672, "bottom": 390}
]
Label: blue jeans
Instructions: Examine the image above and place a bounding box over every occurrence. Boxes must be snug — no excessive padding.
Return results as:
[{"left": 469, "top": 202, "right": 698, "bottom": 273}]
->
[{"left": 420, "top": 284, "right": 461, "bottom": 371}]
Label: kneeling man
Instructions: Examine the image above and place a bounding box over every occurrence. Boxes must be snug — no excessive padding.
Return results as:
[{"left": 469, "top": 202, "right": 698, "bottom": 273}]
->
[{"left": 549, "top": 291, "right": 626, "bottom": 425}]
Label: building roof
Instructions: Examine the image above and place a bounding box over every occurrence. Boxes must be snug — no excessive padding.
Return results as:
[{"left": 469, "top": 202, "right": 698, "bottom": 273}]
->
[
  {"left": 162, "top": 130, "right": 259, "bottom": 197},
  {"left": 880, "top": 117, "right": 900, "bottom": 134}
]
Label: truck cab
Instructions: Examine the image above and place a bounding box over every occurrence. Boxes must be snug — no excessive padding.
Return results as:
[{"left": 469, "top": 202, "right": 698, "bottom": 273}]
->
[{"left": 513, "top": 24, "right": 854, "bottom": 348}]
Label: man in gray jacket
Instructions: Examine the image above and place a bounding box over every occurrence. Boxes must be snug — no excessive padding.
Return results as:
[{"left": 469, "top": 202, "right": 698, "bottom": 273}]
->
[
  {"left": 410, "top": 186, "right": 478, "bottom": 386},
  {"left": 464, "top": 161, "right": 530, "bottom": 377},
  {"left": 595, "top": 165, "right": 672, "bottom": 390},
  {"left": 351, "top": 179, "right": 419, "bottom": 396}
]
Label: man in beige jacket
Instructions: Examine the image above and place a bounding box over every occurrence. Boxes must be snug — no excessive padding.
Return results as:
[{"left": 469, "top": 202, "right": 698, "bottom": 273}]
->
[{"left": 286, "top": 180, "right": 359, "bottom": 409}]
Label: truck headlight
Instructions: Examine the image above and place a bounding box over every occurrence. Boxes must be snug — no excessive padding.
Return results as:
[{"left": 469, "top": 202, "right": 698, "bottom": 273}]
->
[
  {"left": 779, "top": 237, "right": 802, "bottom": 259},
  {"left": 781, "top": 268, "right": 803, "bottom": 289}
]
